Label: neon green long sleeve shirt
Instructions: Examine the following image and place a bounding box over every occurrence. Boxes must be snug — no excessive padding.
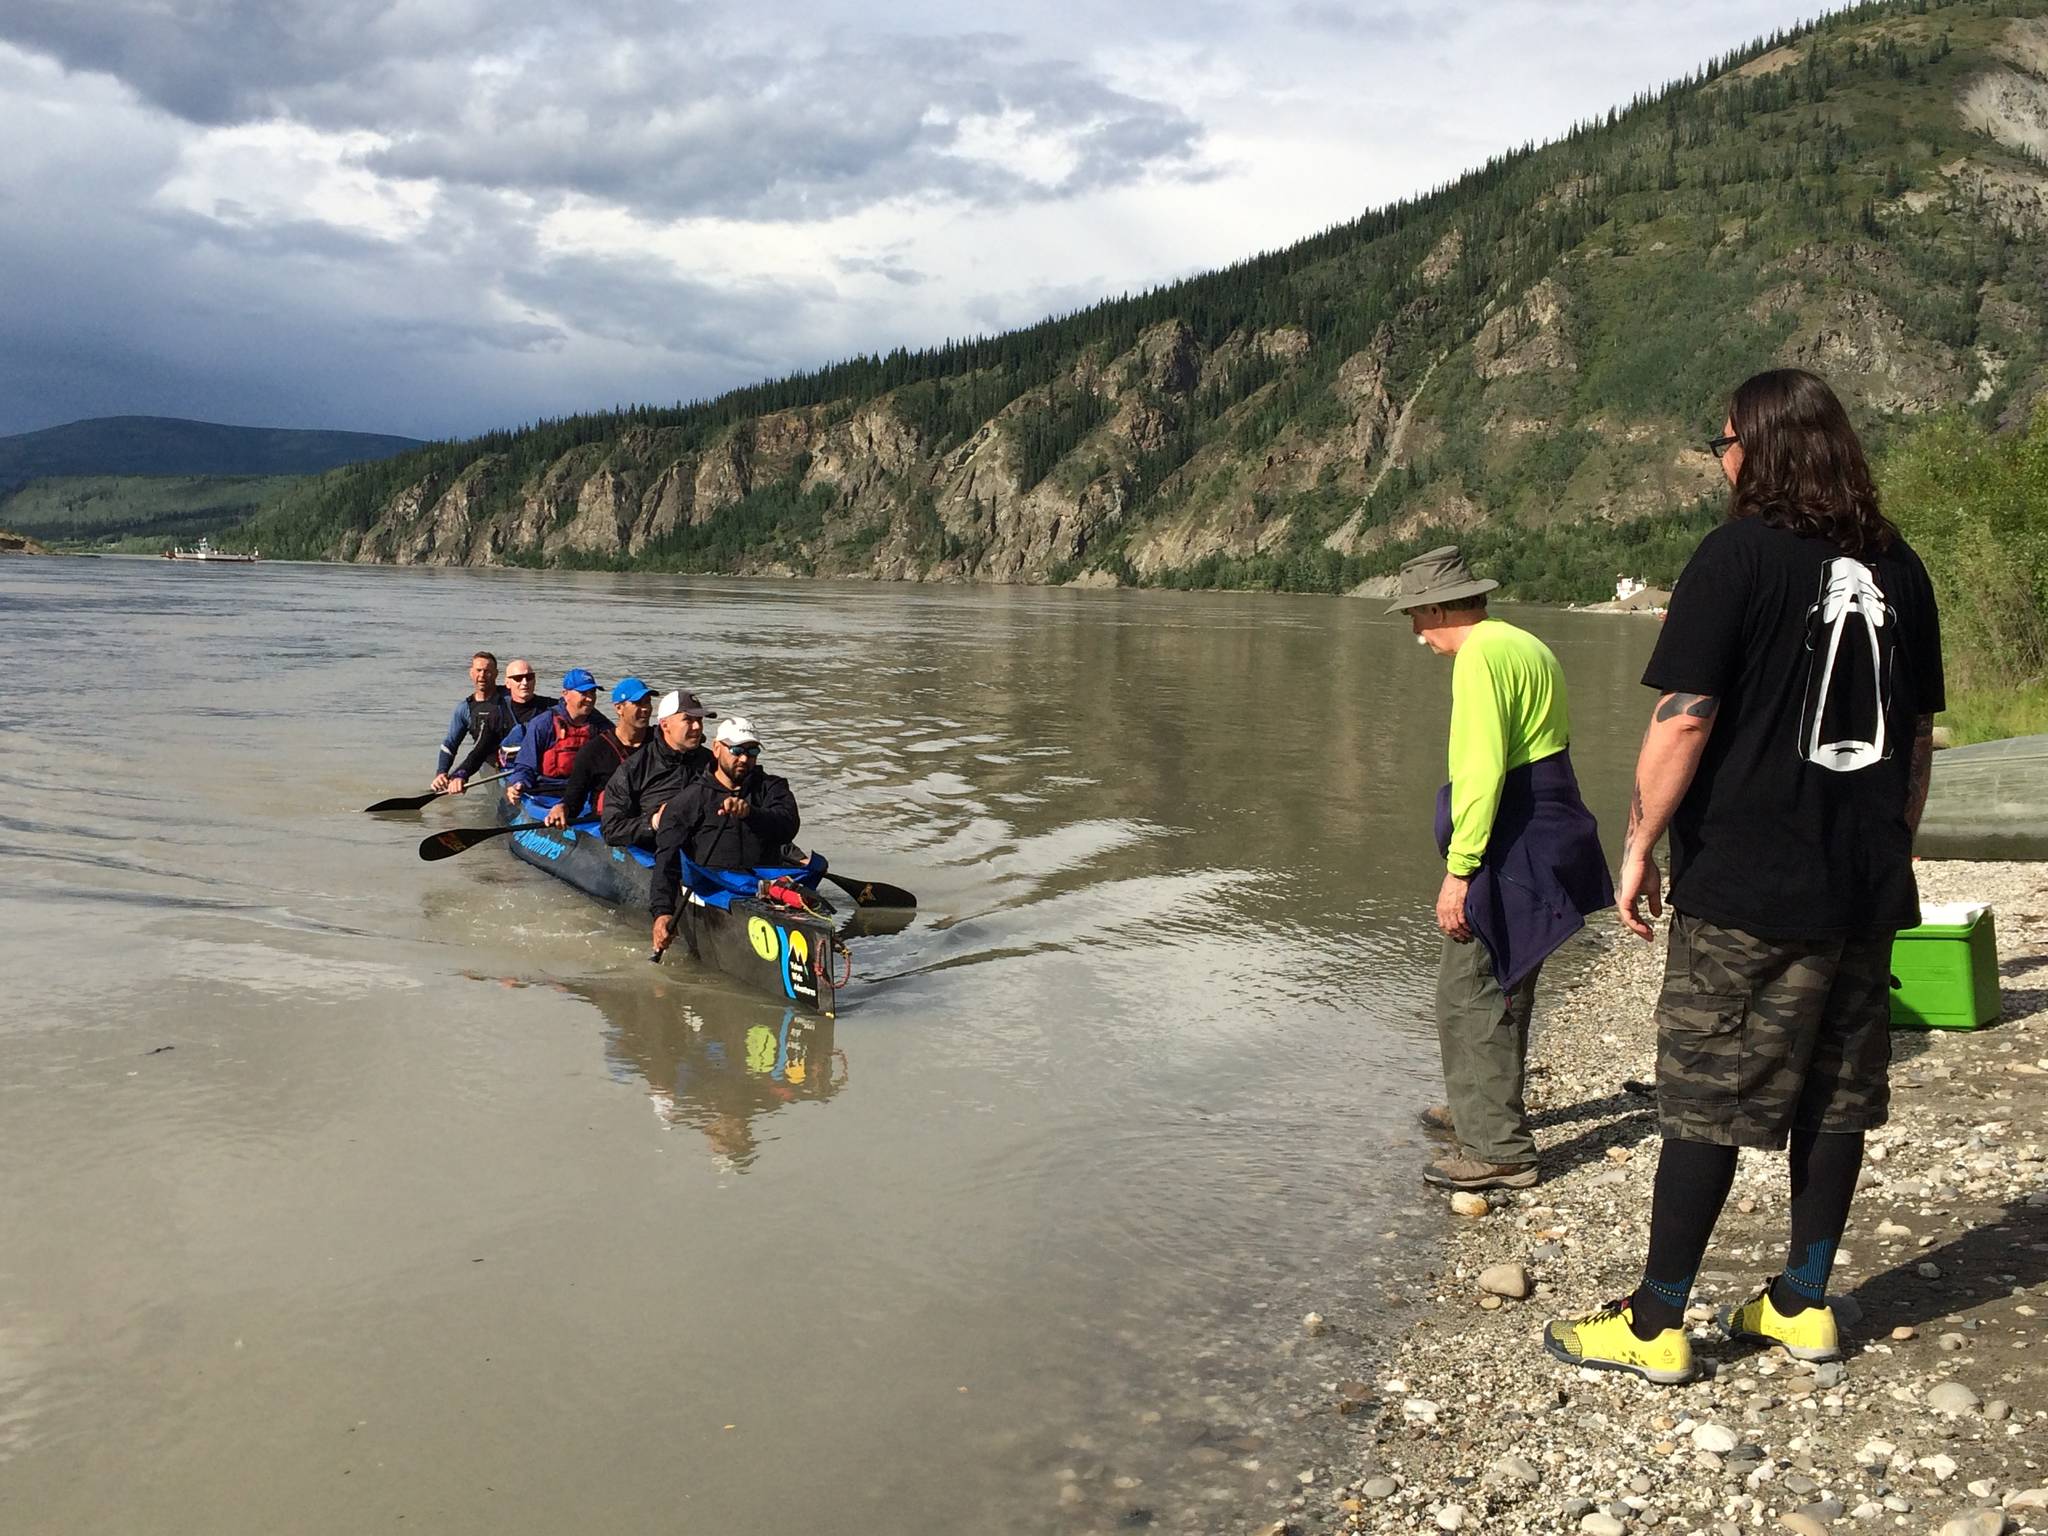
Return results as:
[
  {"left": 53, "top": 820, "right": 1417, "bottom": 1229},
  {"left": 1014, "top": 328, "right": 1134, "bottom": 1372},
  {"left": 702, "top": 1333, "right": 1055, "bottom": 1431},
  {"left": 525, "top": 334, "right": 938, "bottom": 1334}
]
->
[{"left": 1445, "top": 619, "right": 1571, "bottom": 876}]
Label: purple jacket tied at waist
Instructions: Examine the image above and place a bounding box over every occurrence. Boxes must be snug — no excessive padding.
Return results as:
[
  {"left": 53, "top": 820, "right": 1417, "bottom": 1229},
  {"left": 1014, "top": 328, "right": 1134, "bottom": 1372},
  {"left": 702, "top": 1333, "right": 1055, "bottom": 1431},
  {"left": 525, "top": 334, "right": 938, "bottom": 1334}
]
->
[{"left": 1434, "top": 748, "right": 1614, "bottom": 992}]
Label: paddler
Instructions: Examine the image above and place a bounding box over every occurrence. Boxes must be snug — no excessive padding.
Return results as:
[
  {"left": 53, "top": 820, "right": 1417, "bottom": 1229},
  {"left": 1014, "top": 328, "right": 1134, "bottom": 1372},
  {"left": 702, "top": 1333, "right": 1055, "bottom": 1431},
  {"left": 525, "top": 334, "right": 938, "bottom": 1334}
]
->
[
  {"left": 600, "top": 689, "right": 715, "bottom": 849},
  {"left": 545, "top": 676, "right": 656, "bottom": 828},
  {"left": 1388, "top": 546, "right": 1613, "bottom": 1194},
  {"left": 505, "top": 667, "right": 611, "bottom": 805},
  {"left": 431, "top": 651, "right": 500, "bottom": 786},
  {"left": 648, "top": 718, "right": 801, "bottom": 956},
  {"left": 439, "top": 657, "right": 554, "bottom": 794}
]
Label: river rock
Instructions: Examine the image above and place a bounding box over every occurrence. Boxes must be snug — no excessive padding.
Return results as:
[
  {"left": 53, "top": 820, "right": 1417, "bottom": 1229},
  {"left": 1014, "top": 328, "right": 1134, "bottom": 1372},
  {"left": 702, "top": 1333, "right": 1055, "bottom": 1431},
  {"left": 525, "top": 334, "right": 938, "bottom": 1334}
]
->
[
  {"left": 1985, "top": 1399, "right": 2011, "bottom": 1421},
  {"left": 1478, "top": 1263, "right": 1532, "bottom": 1300},
  {"left": 1778, "top": 1513, "right": 1829, "bottom": 1536},
  {"left": 1449, "top": 1192, "right": 1488, "bottom": 1217},
  {"left": 1939, "top": 1331, "right": 1967, "bottom": 1352},
  {"left": 1302, "top": 1311, "right": 1326, "bottom": 1336},
  {"left": 1435, "top": 1503, "right": 1467, "bottom": 1531},
  {"left": 1926, "top": 1381, "right": 1981, "bottom": 1416},
  {"left": 1813, "top": 1361, "right": 1845, "bottom": 1388},
  {"left": 1580, "top": 1514, "right": 1627, "bottom": 1536},
  {"left": 1361, "top": 1476, "right": 1398, "bottom": 1501},
  {"left": 1692, "top": 1423, "right": 1739, "bottom": 1454},
  {"left": 1488, "top": 1454, "right": 1541, "bottom": 1488},
  {"left": 1936, "top": 1512, "right": 2007, "bottom": 1536}
]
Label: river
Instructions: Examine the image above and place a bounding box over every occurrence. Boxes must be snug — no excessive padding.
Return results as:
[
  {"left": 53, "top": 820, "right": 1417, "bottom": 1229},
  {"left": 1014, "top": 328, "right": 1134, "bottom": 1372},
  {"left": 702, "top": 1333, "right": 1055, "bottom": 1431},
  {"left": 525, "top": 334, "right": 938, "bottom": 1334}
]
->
[{"left": 0, "top": 557, "right": 1659, "bottom": 1534}]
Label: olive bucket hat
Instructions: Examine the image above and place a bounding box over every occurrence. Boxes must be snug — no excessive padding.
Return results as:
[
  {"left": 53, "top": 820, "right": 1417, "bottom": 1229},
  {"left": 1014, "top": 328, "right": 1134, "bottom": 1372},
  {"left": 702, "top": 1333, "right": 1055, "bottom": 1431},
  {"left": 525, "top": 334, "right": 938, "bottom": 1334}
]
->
[{"left": 1384, "top": 544, "right": 1500, "bottom": 615}]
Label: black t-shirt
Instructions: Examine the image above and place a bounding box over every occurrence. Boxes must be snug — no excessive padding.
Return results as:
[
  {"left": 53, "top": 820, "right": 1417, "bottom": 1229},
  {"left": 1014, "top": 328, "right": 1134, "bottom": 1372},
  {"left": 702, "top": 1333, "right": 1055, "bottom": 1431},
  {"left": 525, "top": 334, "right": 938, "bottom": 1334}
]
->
[{"left": 1644, "top": 516, "right": 1944, "bottom": 939}]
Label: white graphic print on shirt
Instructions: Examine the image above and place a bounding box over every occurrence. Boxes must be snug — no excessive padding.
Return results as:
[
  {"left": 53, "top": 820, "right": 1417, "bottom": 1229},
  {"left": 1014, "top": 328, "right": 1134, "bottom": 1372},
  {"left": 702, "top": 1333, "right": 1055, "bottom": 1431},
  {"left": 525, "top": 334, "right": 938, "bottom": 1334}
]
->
[{"left": 1799, "top": 556, "right": 1895, "bottom": 772}]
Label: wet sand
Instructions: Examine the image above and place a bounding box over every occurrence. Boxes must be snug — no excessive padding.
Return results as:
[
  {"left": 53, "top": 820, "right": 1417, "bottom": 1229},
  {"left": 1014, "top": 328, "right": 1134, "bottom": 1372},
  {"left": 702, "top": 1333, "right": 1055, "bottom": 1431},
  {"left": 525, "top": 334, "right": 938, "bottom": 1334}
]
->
[{"left": 1292, "top": 862, "right": 2048, "bottom": 1536}]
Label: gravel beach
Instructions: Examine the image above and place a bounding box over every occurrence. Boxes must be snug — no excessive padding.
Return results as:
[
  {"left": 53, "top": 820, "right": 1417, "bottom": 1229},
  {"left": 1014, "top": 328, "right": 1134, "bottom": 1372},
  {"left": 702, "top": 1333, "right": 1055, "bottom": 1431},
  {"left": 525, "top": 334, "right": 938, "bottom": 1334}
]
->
[{"left": 1307, "top": 861, "right": 2048, "bottom": 1536}]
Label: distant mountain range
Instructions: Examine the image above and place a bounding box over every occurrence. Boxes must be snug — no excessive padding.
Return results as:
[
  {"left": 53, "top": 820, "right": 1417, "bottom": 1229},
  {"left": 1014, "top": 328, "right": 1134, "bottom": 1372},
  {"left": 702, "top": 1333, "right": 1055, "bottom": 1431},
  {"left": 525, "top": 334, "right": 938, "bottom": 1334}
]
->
[
  {"left": 234, "top": 1, "right": 2048, "bottom": 597},
  {"left": 0, "top": 416, "right": 424, "bottom": 494}
]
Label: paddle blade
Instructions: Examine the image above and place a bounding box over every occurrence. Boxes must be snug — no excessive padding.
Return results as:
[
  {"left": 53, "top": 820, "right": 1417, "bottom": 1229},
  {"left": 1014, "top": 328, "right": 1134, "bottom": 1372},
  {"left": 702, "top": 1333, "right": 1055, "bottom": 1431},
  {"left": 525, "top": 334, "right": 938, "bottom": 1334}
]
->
[
  {"left": 823, "top": 871, "right": 917, "bottom": 909},
  {"left": 365, "top": 790, "right": 438, "bottom": 813},
  {"left": 417, "top": 824, "right": 516, "bottom": 861}
]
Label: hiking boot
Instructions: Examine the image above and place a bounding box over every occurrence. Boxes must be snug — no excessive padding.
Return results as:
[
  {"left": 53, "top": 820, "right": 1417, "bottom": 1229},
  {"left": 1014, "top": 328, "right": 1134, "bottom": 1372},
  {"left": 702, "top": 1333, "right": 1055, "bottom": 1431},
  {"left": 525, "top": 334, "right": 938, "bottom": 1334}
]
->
[
  {"left": 1718, "top": 1283, "right": 1841, "bottom": 1362},
  {"left": 1418, "top": 1103, "right": 1456, "bottom": 1135},
  {"left": 1543, "top": 1298, "right": 1695, "bottom": 1384},
  {"left": 1422, "top": 1153, "right": 1537, "bottom": 1191}
]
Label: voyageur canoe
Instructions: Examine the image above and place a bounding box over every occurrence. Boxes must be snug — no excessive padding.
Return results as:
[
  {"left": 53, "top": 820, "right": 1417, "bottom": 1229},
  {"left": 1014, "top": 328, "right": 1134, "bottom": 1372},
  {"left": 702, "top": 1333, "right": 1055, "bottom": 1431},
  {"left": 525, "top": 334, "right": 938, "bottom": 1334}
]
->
[
  {"left": 1917, "top": 733, "right": 2048, "bottom": 862},
  {"left": 495, "top": 796, "right": 844, "bottom": 1014}
]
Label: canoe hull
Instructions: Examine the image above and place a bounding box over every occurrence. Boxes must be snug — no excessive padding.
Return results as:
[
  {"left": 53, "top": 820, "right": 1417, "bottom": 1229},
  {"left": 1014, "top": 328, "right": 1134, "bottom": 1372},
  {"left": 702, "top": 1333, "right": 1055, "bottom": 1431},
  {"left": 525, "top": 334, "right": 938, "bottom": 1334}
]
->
[
  {"left": 1918, "top": 733, "right": 2048, "bottom": 862},
  {"left": 495, "top": 798, "right": 840, "bottom": 1014}
]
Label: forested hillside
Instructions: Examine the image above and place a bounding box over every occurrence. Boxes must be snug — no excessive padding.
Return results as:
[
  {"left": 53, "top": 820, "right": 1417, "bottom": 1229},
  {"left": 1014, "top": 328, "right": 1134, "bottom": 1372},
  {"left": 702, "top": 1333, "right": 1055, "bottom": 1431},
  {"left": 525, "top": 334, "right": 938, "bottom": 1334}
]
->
[
  {"left": 0, "top": 416, "right": 420, "bottom": 495},
  {"left": 238, "top": 0, "right": 2048, "bottom": 603},
  {"left": 0, "top": 475, "right": 299, "bottom": 549}
]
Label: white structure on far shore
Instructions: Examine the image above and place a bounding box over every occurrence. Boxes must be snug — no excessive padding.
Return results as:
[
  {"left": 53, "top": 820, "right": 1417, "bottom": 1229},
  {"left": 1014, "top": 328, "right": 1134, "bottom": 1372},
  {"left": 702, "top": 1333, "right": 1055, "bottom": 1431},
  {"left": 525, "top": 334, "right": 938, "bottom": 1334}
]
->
[{"left": 1614, "top": 573, "right": 1647, "bottom": 603}]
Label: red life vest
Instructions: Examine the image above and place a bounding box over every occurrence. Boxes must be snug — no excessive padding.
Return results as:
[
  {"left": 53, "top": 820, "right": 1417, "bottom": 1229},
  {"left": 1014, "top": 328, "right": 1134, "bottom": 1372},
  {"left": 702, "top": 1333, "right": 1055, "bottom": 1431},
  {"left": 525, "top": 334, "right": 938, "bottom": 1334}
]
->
[{"left": 540, "top": 714, "right": 600, "bottom": 782}]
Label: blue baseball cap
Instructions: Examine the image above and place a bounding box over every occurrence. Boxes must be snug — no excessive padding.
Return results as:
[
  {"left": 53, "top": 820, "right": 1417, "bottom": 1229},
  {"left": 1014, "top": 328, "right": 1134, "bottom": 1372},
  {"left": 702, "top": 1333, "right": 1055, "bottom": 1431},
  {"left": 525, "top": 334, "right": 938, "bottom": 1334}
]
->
[
  {"left": 610, "top": 675, "right": 655, "bottom": 705},
  {"left": 561, "top": 667, "right": 598, "bottom": 694}
]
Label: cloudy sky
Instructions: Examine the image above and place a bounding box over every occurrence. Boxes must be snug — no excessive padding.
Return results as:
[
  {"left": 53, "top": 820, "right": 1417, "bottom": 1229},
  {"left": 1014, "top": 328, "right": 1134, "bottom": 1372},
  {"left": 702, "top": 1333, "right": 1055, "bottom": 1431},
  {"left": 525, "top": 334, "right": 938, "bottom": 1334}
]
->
[{"left": 1, "top": 0, "right": 1836, "bottom": 441}]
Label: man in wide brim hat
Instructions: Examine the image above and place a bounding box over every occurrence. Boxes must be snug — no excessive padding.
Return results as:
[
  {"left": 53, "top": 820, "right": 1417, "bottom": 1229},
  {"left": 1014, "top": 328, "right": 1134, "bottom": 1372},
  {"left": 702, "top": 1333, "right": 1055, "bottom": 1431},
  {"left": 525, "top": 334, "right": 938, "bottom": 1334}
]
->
[
  {"left": 1385, "top": 544, "right": 1500, "bottom": 614},
  {"left": 1394, "top": 546, "right": 1613, "bottom": 1194}
]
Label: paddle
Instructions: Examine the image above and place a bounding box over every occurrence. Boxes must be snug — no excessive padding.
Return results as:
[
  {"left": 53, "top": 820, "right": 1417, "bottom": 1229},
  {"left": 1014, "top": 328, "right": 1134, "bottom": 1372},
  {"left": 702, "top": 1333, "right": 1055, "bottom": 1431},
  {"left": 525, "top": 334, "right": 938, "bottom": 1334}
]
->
[
  {"left": 365, "top": 771, "right": 508, "bottom": 814},
  {"left": 819, "top": 869, "right": 917, "bottom": 910},
  {"left": 417, "top": 820, "right": 532, "bottom": 861}
]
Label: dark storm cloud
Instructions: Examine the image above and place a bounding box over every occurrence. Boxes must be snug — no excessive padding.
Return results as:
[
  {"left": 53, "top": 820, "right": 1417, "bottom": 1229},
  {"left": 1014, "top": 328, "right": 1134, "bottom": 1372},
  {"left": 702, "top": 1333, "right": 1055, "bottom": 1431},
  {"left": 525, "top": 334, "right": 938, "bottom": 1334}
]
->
[{"left": 0, "top": 2, "right": 1204, "bottom": 219}]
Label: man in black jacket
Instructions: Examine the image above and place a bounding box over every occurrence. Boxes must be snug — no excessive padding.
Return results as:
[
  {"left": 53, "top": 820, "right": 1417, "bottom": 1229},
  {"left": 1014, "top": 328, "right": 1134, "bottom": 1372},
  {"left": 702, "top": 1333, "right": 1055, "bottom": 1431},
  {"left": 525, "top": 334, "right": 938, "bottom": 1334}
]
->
[
  {"left": 649, "top": 717, "right": 801, "bottom": 956},
  {"left": 600, "top": 688, "right": 714, "bottom": 848}
]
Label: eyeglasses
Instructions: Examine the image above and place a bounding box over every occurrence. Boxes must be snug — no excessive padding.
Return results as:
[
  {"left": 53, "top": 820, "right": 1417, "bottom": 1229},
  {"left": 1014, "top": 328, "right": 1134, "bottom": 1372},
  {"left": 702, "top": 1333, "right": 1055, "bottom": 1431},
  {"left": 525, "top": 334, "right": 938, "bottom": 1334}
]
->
[
  {"left": 1707, "top": 433, "right": 1739, "bottom": 459},
  {"left": 724, "top": 742, "right": 760, "bottom": 757},
  {"left": 506, "top": 673, "right": 535, "bottom": 683}
]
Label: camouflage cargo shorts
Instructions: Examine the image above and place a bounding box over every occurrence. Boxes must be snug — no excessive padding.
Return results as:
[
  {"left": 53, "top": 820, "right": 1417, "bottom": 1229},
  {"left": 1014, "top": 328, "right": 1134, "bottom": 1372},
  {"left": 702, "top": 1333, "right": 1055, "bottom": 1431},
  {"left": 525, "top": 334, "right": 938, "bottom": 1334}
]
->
[{"left": 1656, "top": 912, "right": 1894, "bottom": 1149}]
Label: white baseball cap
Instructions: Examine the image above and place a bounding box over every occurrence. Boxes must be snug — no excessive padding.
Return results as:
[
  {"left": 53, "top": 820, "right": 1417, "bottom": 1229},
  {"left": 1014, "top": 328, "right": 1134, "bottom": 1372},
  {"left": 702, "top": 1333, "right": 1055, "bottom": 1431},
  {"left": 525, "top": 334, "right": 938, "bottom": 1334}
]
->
[
  {"left": 715, "top": 717, "right": 761, "bottom": 750},
  {"left": 653, "top": 689, "right": 714, "bottom": 723}
]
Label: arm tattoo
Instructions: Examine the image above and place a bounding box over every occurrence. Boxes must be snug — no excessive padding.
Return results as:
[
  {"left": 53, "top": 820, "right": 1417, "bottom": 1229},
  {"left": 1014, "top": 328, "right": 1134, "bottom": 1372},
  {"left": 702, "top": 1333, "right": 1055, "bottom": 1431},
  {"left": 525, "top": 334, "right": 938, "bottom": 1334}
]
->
[
  {"left": 1654, "top": 692, "right": 1720, "bottom": 723},
  {"left": 1904, "top": 713, "right": 1936, "bottom": 839}
]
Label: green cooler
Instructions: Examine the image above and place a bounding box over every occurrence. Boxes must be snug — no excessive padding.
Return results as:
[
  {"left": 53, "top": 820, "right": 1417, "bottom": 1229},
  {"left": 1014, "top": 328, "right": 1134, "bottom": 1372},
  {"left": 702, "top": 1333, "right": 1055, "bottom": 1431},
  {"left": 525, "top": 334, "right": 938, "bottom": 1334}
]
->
[{"left": 1889, "top": 902, "right": 2000, "bottom": 1030}]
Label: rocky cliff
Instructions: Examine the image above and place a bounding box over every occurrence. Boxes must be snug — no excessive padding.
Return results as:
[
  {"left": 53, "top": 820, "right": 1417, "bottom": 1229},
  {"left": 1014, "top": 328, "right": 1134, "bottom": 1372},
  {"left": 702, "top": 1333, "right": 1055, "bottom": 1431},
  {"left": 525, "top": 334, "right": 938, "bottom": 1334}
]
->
[{"left": 248, "top": 0, "right": 2048, "bottom": 600}]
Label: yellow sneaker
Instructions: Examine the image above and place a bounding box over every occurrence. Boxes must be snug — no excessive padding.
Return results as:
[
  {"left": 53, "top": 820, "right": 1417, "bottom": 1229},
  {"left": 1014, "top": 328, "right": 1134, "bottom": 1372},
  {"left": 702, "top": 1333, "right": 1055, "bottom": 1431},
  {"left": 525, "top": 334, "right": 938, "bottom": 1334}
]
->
[
  {"left": 1718, "top": 1285, "right": 1841, "bottom": 1361},
  {"left": 1543, "top": 1299, "right": 1694, "bottom": 1384}
]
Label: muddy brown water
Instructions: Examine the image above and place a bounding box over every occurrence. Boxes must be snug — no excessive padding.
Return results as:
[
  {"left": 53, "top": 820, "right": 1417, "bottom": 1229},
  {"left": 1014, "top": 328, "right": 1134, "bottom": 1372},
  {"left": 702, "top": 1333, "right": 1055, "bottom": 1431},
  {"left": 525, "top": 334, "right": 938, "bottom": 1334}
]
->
[{"left": 0, "top": 558, "right": 1658, "bottom": 1533}]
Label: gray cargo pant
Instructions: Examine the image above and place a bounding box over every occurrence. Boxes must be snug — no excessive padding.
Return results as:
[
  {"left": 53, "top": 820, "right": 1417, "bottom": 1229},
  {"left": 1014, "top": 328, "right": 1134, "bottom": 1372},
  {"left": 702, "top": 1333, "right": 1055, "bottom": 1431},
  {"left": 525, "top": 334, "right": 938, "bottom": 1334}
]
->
[{"left": 1436, "top": 936, "right": 1542, "bottom": 1165}]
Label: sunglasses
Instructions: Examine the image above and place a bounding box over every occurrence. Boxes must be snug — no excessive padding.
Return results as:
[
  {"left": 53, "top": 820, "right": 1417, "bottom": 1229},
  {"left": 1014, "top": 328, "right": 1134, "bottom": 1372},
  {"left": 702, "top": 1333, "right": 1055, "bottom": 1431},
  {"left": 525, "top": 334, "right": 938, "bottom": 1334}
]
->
[
  {"left": 1707, "top": 433, "right": 1739, "bottom": 459},
  {"left": 506, "top": 673, "right": 535, "bottom": 683},
  {"left": 724, "top": 742, "right": 760, "bottom": 757}
]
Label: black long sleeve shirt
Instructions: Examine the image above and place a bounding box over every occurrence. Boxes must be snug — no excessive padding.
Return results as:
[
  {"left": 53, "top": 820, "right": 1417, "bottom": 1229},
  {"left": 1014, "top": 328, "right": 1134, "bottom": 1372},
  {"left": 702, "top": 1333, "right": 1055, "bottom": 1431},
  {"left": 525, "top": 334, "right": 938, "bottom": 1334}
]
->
[
  {"left": 600, "top": 733, "right": 711, "bottom": 848},
  {"left": 451, "top": 692, "right": 556, "bottom": 781},
  {"left": 647, "top": 770, "right": 801, "bottom": 916},
  {"left": 557, "top": 727, "right": 638, "bottom": 824}
]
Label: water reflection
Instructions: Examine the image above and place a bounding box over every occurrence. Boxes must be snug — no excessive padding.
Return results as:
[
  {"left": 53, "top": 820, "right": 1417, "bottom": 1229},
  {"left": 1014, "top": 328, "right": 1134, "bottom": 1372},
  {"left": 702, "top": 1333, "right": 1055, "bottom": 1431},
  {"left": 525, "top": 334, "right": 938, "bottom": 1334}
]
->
[{"left": 574, "top": 980, "right": 849, "bottom": 1170}]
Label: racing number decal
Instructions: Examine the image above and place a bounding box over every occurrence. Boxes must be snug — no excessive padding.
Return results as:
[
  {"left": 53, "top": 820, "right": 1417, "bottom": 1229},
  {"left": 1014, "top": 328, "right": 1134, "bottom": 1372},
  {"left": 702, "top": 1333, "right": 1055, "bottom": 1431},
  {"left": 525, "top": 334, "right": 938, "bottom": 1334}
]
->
[{"left": 748, "top": 915, "right": 779, "bottom": 961}]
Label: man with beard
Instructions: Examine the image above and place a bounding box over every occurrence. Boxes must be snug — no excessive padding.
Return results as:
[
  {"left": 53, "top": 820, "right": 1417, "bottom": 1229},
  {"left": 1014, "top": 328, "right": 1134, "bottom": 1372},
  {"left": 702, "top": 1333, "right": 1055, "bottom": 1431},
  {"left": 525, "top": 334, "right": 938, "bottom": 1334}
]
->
[{"left": 648, "top": 717, "right": 801, "bottom": 957}]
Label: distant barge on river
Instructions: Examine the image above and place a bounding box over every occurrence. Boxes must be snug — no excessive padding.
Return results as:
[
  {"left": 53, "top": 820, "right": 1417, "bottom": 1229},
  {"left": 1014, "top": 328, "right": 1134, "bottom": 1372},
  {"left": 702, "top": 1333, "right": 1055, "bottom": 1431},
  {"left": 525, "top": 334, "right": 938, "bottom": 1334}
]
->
[{"left": 163, "top": 537, "right": 259, "bottom": 563}]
